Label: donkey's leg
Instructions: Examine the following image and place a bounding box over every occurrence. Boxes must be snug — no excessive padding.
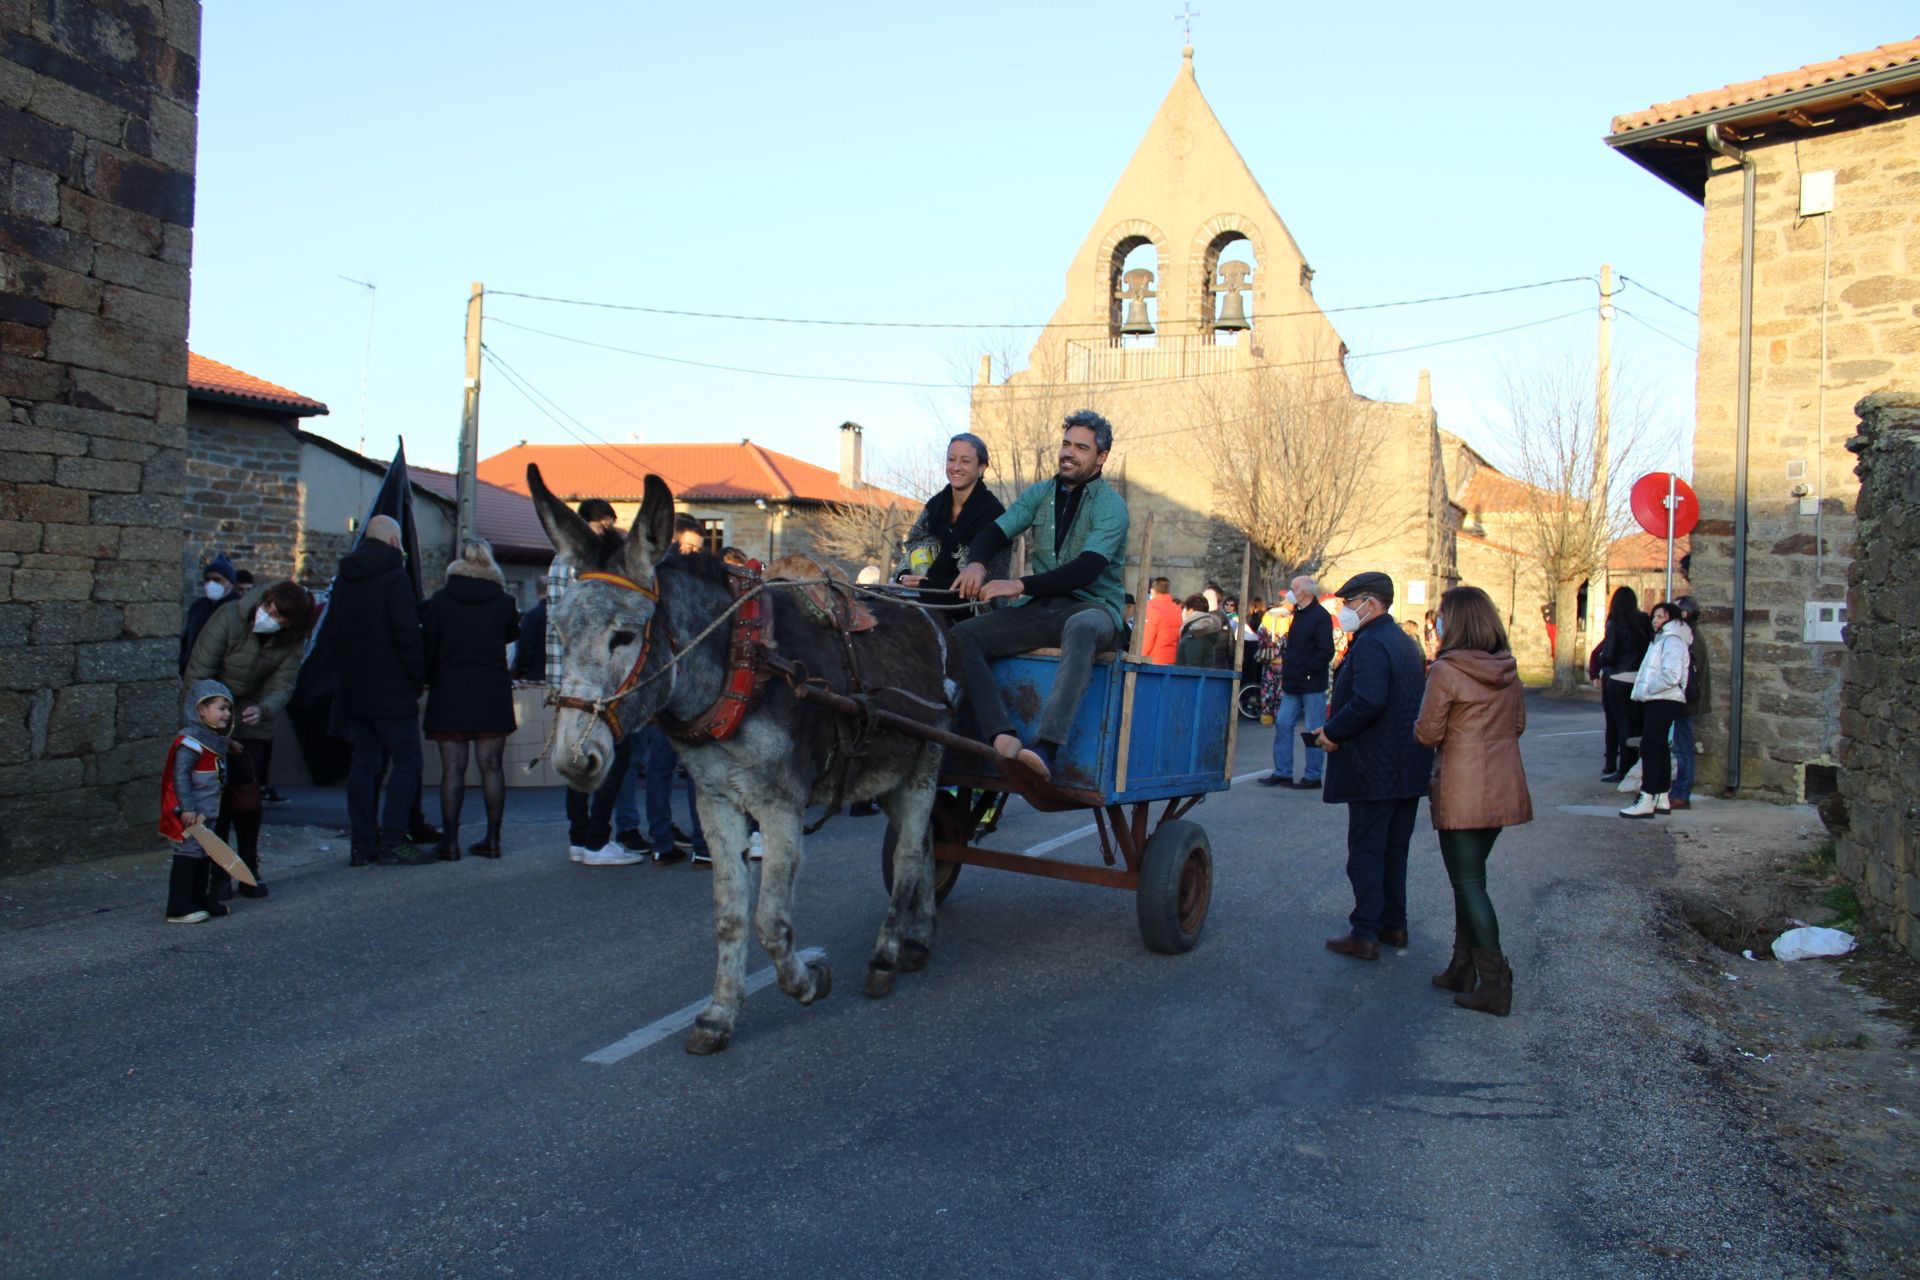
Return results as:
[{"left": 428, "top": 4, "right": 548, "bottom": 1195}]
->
[
  {"left": 686, "top": 790, "right": 753, "bottom": 1056},
  {"left": 752, "top": 805, "right": 832, "bottom": 1006},
  {"left": 867, "top": 746, "right": 941, "bottom": 999}
]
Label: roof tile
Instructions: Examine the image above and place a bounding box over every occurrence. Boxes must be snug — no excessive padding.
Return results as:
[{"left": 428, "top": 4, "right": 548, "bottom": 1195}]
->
[
  {"left": 1611, "top": 37, "right": 1920, "bottom": 134},
  {"left": 477, "top": 442, "right": 916, "bottom": 509},
  {"left": 186, "top": 351, "right": 329, "bottom": 416}
]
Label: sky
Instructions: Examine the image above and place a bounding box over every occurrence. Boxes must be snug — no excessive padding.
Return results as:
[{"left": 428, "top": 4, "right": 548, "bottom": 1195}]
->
[{"left": 187, "top": 2, "right": 1916, "bottom": 486}]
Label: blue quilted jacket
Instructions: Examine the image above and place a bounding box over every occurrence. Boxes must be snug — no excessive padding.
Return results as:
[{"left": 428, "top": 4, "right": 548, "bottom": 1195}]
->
[{"left": 1321, "top": 615, "right": 1434, "bottom": 804}]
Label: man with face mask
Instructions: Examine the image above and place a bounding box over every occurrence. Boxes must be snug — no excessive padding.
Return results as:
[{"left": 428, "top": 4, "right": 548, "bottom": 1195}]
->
[
  {"left": 1313, "top": 571, "right": 1434, "bottom": 961},
  {"left": 1260, "top": 574, "right": 1333, "bottom": 788},
  {"left": 178, "top": 554, "right": 237, "bottom": 676}
]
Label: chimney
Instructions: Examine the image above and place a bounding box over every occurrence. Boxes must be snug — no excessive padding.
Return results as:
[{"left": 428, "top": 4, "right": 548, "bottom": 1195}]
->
[
  {"left": 838, "top": 421, "right": 864, "bottom": 491},
  {"left": 1415, "top": 368, "right": 1432, "bottom": 408}
]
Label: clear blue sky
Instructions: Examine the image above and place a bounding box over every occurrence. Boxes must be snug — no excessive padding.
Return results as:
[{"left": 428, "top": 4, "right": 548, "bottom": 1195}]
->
[{"left": 188, "top": 2, "right": 1915, "bottom": 483}]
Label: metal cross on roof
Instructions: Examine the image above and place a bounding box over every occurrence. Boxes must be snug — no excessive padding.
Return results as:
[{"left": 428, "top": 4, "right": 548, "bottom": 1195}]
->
[{"left": 1174, "top": 2, "right": 1201, "bottom": 44}]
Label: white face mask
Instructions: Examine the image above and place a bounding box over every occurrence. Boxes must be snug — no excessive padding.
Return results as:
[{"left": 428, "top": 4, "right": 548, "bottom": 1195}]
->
[
  {"left": 205, "top": 581, "right": 228, "bottom": 601},
  {"left": 251, "top": 608, "right": 282, "bottom": 635},
  {"left": 1337, "top": 601, "right": 1366, "bottom": 633}
]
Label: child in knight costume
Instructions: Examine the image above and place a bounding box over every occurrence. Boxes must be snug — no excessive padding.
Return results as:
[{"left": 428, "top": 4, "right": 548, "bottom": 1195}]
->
[{"left": 157, "top": 679, "right": 236, "bottom": 924}]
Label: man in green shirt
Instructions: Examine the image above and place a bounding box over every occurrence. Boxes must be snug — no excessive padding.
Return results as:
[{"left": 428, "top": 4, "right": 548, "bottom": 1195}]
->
[{"left": 952, "top": 410, "right": 1130, "bottom": 780}]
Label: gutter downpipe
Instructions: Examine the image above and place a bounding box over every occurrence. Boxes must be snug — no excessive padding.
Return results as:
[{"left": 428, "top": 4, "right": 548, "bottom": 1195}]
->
[{"left": 1705, "top": 123, "right": 1753, "bottom": 795}]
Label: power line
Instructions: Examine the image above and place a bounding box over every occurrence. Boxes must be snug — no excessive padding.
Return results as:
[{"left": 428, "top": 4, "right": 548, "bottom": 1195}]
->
[
  {"left": 486, "top": 276, "right": 1596, "bottom": 331},
  {"left": 1615, "top": 307, "right": 1697, "bottom": 352},
  {"left": 480, "top": 345, "right": 690, "bottom": 492},
  {"left": 1617, "top": 275, "right": 1698, "bottom": 318},
  {"left": 488, "top": 306, "right": 1593, "bottom": 397}
]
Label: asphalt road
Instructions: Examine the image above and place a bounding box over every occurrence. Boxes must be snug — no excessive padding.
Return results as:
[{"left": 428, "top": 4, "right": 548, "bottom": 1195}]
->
[{"left": 1, "top": 696, "right": 1840, "bottom": 1278}]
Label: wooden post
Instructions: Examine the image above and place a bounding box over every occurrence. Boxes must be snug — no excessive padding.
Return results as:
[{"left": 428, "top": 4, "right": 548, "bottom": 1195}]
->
[
  {"left": 1115, "top": 512, "right": 1154, "bottom": 793},
  {"left": 455, "top": 281, "right": 484, "bottom": 547},
  {"left": 1223, "top": 541, "right": 1253, "bottom": 779}
]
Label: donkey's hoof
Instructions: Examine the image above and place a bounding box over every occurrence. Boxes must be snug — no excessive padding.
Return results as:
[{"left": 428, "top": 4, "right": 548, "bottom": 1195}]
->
[
  {"left": 864, "top": 963, "right": 897, "bottom": 999},
  {"left": 685, "top": 1016, "right": 732, "bottom": 1056},
  {"left": 800, "top": 958, "right": 833, "bottom": 1005},
  {"left": 898, "top": 938, "right": 931, "bottom": 972}
]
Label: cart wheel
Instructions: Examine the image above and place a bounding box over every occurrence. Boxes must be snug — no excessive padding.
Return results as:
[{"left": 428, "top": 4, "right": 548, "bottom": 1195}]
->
[
  {"left": 1137, "top": 819, "right": 1212, "bottom": 954},
  {"left": 1238, "top": 683, "right": 1263, "bottom": 721},
  {"left": 881, "top": 791, "right": 966, "bottom": 906}
]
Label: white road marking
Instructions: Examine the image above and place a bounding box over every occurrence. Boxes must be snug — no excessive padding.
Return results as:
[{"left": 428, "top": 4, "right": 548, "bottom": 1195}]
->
[
  {"left": 590, "top": 767, "right": 1275, "bottom": 1062},
  {"left": 584, "top": 947, "right": 826, "bottom": 1064}
]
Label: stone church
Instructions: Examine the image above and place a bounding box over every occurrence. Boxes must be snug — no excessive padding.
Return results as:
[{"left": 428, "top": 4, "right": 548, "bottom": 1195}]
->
[{"left": 969, "top": 47, "right": 1539, "bottom": 634}]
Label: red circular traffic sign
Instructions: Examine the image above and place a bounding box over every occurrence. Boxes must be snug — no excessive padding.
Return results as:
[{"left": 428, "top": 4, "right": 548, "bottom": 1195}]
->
[{"left": 1630, "top": 472, "right": 1699, "bottom": 539}]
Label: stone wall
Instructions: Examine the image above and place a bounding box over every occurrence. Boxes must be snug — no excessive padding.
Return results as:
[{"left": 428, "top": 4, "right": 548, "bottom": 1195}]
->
[
  {"left": 0, "top": 1, "right": 201, "bottom": 872},
  {"left": 183, "top": 403, "right": 300, "bottom": 591},
  {"left": 1689, "top": 111, "right": 1920, "bottom": 799},
  {"left": 1836, "top": 391, "right": 1920, "bottom": 960}
]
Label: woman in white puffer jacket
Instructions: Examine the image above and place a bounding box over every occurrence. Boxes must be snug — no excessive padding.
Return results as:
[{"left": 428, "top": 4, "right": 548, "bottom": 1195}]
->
[{"left": 1621, "top": 601, "right": 1693, "bottom": 818}]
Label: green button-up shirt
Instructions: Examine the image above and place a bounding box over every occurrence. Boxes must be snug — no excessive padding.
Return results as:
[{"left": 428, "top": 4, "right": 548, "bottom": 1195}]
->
[{"left": 994, "top": 474, "right": 1130, "bottom": 627}]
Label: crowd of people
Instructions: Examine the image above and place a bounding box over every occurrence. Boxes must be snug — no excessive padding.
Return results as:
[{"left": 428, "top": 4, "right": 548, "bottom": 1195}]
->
[{"left": 158, "top": 408, "right": 1705, "bottom": 1024}]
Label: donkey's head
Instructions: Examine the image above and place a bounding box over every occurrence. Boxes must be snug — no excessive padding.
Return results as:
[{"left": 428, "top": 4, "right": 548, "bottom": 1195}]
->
[{"left": 530, "top": 463, "right": 676, "bottom": 791}]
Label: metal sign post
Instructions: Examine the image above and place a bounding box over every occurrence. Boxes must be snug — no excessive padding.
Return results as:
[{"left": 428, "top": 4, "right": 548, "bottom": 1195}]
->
[{"left": 1665, "top": 471, "right": 1677, "bottom": 599}]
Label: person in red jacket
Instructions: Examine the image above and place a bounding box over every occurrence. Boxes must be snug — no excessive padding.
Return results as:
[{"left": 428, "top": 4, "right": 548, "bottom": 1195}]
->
[{"left": 1139, "top": 577, "right": 1181, "bottom": 663}]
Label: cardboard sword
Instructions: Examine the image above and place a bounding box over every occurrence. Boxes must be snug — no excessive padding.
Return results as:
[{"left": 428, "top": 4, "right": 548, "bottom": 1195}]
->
[{"left": 186, "top": 821, "right": 257, "bottom": 886}]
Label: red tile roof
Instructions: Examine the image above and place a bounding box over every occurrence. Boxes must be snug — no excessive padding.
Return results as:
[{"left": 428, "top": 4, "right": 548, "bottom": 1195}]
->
[
  {"left": 411, "top": 467, "right": 553, "bottom": 560},
  {"left": 1611, "top": 37, "right": 1920, "bottom": 134},
  {"left": 186, "top": 351, "right": 329, "bottom": 416},
  {"left": 1457, "top": 467, "right": 1566, "bottom": 516},
  {"left": 1609, "top": 531, "right": 1691, "bottom": 573},
  {"left": 478, "top": 442, "right": 915, "bottom": 509}
]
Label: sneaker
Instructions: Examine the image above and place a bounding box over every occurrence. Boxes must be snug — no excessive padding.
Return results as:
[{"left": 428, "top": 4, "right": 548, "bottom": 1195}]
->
[
  {"left": 615, "top": 828, "right": 648, "bottom": 852},
  {"left": 669, "top": 825, "right": 698, "bottom": 851},
  {"left": 569, "top": 844, "right": 592, "bottom": 863},
  {"left": 691, "top": 849, "right": 712, "bottom": 867},
  {"left": 580, "top": 842, "right": 645, "bottom": 867},
  {"left": 748, "top": 832, "right": 764, "bottom": 861},
  {"left": 262, "top": 786, "right": 289, "bottom": 805},
  {"left": 165, "top": 908, "right": 211, "bottom": 924},
  {"left": 652, "top": 845, "right": 689, "bottom": 865},
  {"left": 1619, "top": 792, "right": 1658, "bottom": 819},
  {"left": 379, "top": 841, "right": 439, "bottom": 866}
]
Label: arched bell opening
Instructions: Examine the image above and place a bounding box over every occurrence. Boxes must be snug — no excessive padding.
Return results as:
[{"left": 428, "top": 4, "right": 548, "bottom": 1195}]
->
[
  {"left": 1203, "top": 232, "right": 1256, "bottom": 346},
  {"left": 1110, "top": 237, "right": 1160, "bottom": 347}
]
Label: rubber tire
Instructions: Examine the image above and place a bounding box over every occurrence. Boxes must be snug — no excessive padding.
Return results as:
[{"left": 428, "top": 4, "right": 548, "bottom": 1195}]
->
[
  {"left": 1136, "top": 818, "right": 1212, "bottom": 954},
  {"left": 881, "top": 792, "right": 966, "bottom": 906},
  {"left": 1238, "top": 683, "right": 1263, "bottom": 721}
]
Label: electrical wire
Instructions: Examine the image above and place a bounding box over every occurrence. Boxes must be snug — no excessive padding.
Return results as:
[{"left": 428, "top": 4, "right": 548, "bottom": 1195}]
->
[
  {"left": 480, "top": 346, "right": 691, "bottom": 492},
  {"left": 485, "top": 276, "right": 1596, "bottom": 331},
  {"left": 488, "top": 307, "right": 1593, "bottom": 396},
  {"left": 1615, "top": 307, "right": 1697, "bottom": 352},
  {"left": 1617, "top": 275, "right": 1698, "bottom": 318}
]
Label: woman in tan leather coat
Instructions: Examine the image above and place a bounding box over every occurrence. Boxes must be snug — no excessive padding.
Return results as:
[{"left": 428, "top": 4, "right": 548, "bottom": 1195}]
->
[{"left": 1413, "top": 586, "right": 1532, "bottom": 1016}]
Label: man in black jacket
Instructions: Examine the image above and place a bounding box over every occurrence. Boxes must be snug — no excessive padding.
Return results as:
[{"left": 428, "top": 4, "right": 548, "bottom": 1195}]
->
[
  {"left": 1314, "top": 572, "right": 1433, "bottom": 961},
  {"left": 1261, "top": 574, "right": 1335, "bottom": 788},
  {"left": 330, "top": 515, "right": 434, "bottom": 865}
]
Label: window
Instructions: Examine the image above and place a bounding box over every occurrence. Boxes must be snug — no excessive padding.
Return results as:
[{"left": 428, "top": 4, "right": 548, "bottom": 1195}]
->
[{"left": 700, "top": 518, "right": 725, "bottom": 555}]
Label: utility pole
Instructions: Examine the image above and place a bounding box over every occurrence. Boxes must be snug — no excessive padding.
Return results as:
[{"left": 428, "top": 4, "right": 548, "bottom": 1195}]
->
[
  {"left": 1590, "top": 263, "right": 1614, "bottom": 633},
  {"left": 456, "top": 281, "right": 484, "bottom": 547}
]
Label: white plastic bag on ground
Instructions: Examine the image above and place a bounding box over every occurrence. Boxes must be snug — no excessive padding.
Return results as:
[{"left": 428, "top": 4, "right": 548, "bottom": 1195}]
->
[
  {"left": 1616, "top": 762, "right": 1643, "bottom": 793},
  {"left": 1772, "top": 926, "right": 1857, "bottom": 960}
]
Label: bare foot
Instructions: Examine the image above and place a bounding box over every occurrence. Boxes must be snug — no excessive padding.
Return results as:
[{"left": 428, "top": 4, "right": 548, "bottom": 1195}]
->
[
  {"left": 1015, "top": 747, "right": 1052, "bottom": 781},
  {"left": 993, "top": 733, "right": 1023, "bottom": 759}
]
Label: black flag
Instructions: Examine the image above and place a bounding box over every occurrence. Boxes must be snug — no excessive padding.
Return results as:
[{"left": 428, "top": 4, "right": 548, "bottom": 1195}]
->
[{"left": 360, "top": 437, "right": 424, "bottom": 597}]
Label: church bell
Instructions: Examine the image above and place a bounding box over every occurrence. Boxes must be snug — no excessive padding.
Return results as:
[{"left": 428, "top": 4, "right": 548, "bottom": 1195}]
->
[
  {"left": 1118, "top": 268, "right": 1157, "bottom": 336},
  {"left": 1214, "top": 262, "right": 1251, "bottom": 333}
]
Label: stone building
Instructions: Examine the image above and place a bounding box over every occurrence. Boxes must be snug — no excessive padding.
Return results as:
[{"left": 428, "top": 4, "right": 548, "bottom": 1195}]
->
[
  {"left": 966, "top": 48, "right": 1486, "bottom": 610},
  {"left": 479, "top": 428, "right": 916, "bottom": 568},
  {"left": 1608, "top": 38, "right": 1920, "bottom": 800},
  {"left": 0, "top": 2, "right": 202, "bottom": 872}
]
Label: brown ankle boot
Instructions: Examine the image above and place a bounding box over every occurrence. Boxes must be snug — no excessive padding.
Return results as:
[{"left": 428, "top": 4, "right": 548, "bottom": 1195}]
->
[
  {"left": 1432, "top": 936, "right": 1474, "bottom": 992},
  {"left": 1453, "top": 949, "right": 1511, "bottom": 1016}
]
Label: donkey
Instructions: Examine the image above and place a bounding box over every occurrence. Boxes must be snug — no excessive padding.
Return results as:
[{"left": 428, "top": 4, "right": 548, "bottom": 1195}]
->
[{"left": 530, "top": 466, "right": 960, "bottom": 1054}]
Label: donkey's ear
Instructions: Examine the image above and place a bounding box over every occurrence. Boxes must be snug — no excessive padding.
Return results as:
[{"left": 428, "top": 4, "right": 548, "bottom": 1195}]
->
[
  {"left": 528, "top": 464, "right": 599, "bottom": 565},
  {"left": 623, "top": 473, "right": 676, "bottom": 580}
]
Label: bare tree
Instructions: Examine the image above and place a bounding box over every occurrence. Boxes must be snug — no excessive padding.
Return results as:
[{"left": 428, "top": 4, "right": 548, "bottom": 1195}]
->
[
  {"left": 1180, "top": 354, "right": 1384, "bottom": 584},
  {"left": 1493, "top": 353, "right": 1666, "bottom": 694},
  {"left": 808, "top": 451, "right": 942, "bottom": 577}
]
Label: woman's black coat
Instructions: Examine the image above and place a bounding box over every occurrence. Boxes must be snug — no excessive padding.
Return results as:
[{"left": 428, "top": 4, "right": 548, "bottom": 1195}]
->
[
  {"left": 422, "top": 574, "right": 521, "bottom": 734},
  {"left": 896, "top": 484, "right": 1008, "bottom": 591}
]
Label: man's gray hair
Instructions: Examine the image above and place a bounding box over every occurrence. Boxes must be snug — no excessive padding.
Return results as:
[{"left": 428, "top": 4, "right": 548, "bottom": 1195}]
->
[
  {"left": 1062, "top": 408, "right": 1113, "bottom": 453},
  {"left": 1292, "top": 574, "right": 1320, "bottom": 596}
]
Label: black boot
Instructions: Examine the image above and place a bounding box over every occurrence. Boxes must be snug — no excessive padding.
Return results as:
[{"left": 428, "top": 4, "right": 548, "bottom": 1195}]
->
[
  {"left": 436, "top": 839, "right": 462, "bottom": 862},
  {"left": 191, "top": 856, "right": 229, "bottom": 918},
  {"left": 236, "top": 850, "right": 269, "bottom": 898},
  {"left": 468, "top": 828, "right": 502, "bottom": 859},
  {"left": 1453, "top": 949, "right": 1513, "bottom": 1017},
  {"left": 1432, "top": 933, "right": 1474, "bottom": 992},
  {"left": 165, "top": 855, "right": 209, "bottom": 923}
]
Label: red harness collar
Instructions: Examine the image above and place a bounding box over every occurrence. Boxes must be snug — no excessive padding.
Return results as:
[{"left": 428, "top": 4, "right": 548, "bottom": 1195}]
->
[{"left": 551, "top": 563, "right": 772, "bottom": 744}]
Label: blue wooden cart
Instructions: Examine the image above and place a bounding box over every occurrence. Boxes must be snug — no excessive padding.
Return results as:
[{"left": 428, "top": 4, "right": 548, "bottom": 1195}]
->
[{"left": 886, "top": 647, "right": 1240, "bottom": 954}]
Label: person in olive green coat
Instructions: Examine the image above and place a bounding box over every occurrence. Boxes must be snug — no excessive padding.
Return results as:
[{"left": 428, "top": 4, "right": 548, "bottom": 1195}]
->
[{"left": 184, "top": 580, "right": 314, "bottom": 898}]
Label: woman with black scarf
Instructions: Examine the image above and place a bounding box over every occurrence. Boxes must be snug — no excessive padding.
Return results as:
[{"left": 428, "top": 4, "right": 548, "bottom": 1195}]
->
[{"left": 893, "top": 433, "right": 1009, "bottom": 594}]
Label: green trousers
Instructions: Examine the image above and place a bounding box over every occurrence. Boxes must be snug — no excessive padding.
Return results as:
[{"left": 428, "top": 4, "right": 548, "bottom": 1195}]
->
[{"left": 1438, "top": 827, "right": 1502, "bottom": 952}]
